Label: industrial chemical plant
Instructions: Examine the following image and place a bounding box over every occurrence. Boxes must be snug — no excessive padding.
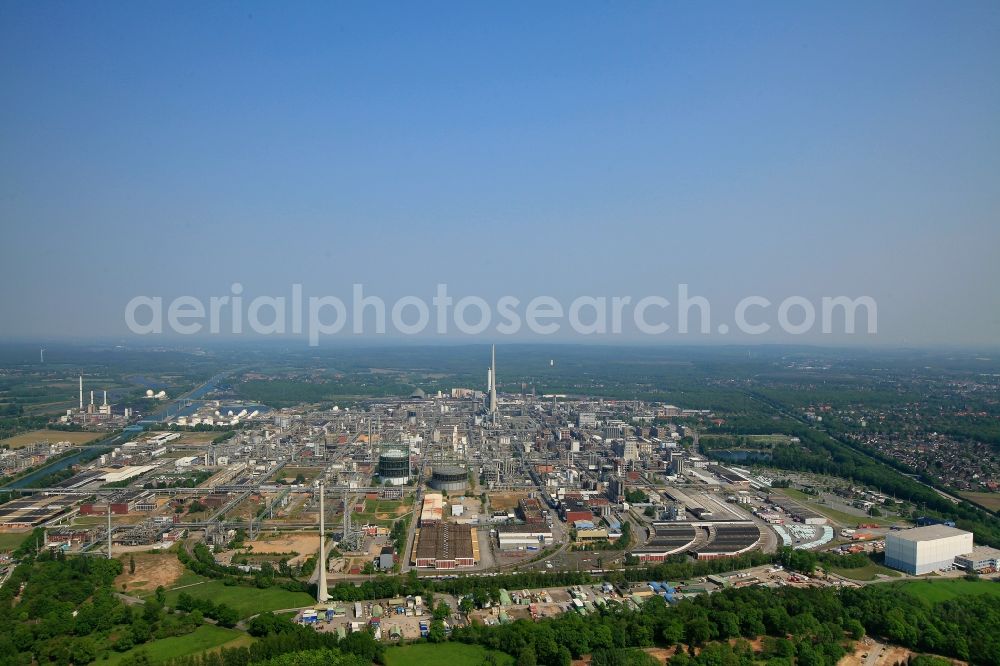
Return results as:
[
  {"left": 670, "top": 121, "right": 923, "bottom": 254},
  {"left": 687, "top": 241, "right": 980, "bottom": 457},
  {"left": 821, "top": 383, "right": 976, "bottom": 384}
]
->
[{"left": 2, "top": 345, "right": 992, "bottom": 645}]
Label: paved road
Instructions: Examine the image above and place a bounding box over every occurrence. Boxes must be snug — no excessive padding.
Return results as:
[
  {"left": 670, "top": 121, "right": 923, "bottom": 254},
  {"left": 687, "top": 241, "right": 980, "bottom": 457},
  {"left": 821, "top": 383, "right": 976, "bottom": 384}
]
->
[
  {"left": 398, "top": 489, "right": 421, "bottom": 573},
  {"left": 114, "top": 591, "right": 146, "bottom": 606}
]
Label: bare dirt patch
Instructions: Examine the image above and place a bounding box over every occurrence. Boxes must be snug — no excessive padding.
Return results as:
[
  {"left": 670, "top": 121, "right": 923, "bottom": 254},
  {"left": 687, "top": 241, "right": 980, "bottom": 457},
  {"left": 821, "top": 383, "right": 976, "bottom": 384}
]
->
[
  {"left": 115, "top": 552, "right": 185, "bottom": 594},
  {"left": 642, "top": 648, "right": 674, "bottom": 663},
  {"left": 488, "top": 492, "right": 527, "bottom": 512},
  {"left": 838, "top": 642, "right": 963, "bottom": 666},
  {"left": 244, "top": 533, "right": 318, "bottom": 565}
]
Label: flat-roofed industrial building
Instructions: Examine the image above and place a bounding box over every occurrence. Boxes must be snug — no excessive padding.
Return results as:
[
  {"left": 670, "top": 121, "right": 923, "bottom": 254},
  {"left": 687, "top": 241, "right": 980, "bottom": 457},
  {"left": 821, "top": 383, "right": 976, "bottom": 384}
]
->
[
  {"left": 953, "top": 545, "right": 1000, "bottom": 573},
  {"left": 419, "top": 493, "right": 444, "bottom": 525},
  {"left": 633, "top": 521, "right": 761, "bottom": 562},
  {"left": 884, "top": 525, "right": 974, "bottom": 575},
  {"left": 412, "top": 522, "right": 478, "bottom": 569},
  {"left": 0, "top": 494, "right": 76, "bottom": 529},
  {"left": 692, "top": 523, "right": 761, "bottom": 560},
  {"left": 633, "top": 523, "right": 698, "bottom": 563},
  {"left": 496, "top": 524, "right": 554, "bottom": 551}
]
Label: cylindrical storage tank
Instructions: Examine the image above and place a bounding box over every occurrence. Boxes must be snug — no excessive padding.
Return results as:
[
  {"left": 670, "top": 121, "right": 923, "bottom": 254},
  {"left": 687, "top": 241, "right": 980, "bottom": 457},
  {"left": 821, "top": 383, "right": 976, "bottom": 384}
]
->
[
  {"left": 430, "top": 464, "right": 468, "bottom": 492},
  {"left": 378, "top": 448, "right": 410, "bottom": 485}
]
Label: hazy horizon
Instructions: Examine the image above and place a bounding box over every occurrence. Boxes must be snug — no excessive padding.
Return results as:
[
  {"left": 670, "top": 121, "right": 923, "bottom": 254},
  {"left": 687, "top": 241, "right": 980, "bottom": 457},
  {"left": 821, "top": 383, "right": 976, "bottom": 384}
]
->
[{"left": 2, "top": 2, "right": 998, "bottom": 346}]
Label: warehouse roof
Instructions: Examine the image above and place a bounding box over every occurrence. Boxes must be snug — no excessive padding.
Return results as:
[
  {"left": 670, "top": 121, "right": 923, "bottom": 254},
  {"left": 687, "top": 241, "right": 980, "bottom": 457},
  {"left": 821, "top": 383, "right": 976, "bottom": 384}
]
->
[
  {"left": 415, "top": 522, "right": 474, "bottom": 561},
  {"left": 889, "top": 524, "right": 971, "bottom": 542},
  {"left": 957, "top": 545, "right": 1000, "bottom": 561}
]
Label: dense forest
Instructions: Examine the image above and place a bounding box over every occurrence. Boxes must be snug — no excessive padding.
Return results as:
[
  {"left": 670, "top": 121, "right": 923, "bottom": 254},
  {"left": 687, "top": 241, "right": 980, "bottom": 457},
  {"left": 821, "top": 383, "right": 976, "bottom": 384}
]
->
[
  {"left": 450, "top": 583, "right": 1000, "bottom": 666},
  {"left": 5, "top": 521, "right": 1000, "bottom": 666},
  {"left": 147, "top": 582, "right": 1000, "bottom": 666}
]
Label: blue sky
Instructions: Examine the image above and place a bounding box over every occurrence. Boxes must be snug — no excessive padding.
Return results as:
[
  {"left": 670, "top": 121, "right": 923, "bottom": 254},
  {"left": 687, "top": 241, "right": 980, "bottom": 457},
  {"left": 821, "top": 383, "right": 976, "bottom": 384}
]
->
[{"left": 1, "top": 2, "right": 998, "bottom": 345}]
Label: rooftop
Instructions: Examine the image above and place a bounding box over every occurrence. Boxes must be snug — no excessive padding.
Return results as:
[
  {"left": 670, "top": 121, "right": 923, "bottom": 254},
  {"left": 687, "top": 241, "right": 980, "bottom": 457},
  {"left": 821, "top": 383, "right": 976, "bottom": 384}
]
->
[
  {"left": 415, "top": 522, "right": 474, "bottom": 561},
  {"left": 958, "top": 545, "right": 1000, "bottom": 560},
  {"left": 889, "top": 524, "right": 972, "bottom": 542}
]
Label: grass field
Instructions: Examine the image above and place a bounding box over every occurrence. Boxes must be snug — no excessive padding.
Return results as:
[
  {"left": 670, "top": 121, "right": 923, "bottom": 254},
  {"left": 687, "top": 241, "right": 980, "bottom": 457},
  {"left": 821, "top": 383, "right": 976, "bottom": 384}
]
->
[
  {"left": 825, "top": 561, "right": 901, "bottom": 581},
  {"left": 163, "top": 580, "right": 314, "bottom": 618},
  {"left": 701, "top": 433, "right": 791, "bottom": 446},
  {"left": 0, "top": 429, "right": 103, "bottom": 449},
  {"left": 0, "top": 531, "right": 31, "bottom": 552},
  {"left": 353, "top": 498, "right": 412, "bottom": 526},
  {"left": 959, "top": 491, "right": 1000, "bottom": 512},
  {"left": 171, "top": 570, "right": 212, "bottom": 589},
  {"left": 897, "top": 578, "right": 1000, "bottom": 603},
  {"left": 102, "top": 625, "right": 248, "bottom": 665},
  {"left": 384, "top": 642, "right": 514, "bottom": 666},
  {"left": 779, "top": 489, "right": 899, "bottom": 527},
  {"left": 270, "top": 466, "right": 323, "bottom": 483},
  {"left": 172, "top": 432, "right": 225, "bottom": 445}
]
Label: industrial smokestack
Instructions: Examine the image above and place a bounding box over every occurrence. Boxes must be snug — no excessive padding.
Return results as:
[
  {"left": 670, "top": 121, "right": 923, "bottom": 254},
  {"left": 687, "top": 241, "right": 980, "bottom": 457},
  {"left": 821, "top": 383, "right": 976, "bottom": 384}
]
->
[
  {"left": 489, "top": 344, "right": 498, "bottom": 419},
  {"left": 79, "top": 376, "right": 83, "bottom": 410},
  {"left": 103, "top": 390, "right": 107, "bottom": 406},
  {"left": 317, "top": 481, "right": 329, "bottom": 602}
]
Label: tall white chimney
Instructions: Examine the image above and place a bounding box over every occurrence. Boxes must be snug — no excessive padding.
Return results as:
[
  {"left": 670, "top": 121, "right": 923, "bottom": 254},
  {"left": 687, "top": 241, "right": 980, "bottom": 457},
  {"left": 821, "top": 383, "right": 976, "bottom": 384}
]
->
[{"left": 317, "top": 481, "right": 329, "bottom": 602}]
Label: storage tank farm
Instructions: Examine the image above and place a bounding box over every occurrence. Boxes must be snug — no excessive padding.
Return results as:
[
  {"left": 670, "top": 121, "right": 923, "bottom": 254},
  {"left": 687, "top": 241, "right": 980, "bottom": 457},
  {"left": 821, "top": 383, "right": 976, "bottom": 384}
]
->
[
  {"left": 430, "top": 464, "right": 468, "bottom": 492},
  {"left": 377, "top": 443, "right": 411, "bottom": 485}
]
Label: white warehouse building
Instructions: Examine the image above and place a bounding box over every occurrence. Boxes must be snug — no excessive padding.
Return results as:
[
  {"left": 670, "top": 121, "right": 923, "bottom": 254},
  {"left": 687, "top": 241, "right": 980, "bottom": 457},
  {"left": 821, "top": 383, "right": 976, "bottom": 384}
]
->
[
  {"left": 495, "top": 526, "right": 554, "bottom": 551},
  {"left": 884, "top": 525, "right": 973, "bottom": 575}
]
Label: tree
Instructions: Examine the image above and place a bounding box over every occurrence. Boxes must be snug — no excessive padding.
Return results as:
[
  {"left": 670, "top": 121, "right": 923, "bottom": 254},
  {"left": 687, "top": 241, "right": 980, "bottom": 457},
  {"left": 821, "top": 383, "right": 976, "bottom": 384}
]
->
[
  {"left": 846, "top": 619, "right": 865, "bottom": 640},
  {"left": 142, "top": 600, "right": 162, "bottom": 624},
  {"left": 119, "top": 651, "right": 153, "bottom": 666},
  {"left": 70, "top": 637, "right": 99, "bottom": 665},
  {"left": 684, "top": 617, "right": 712, "bottom": 646},
  {"left": 459, "top": 596, "right": 475, "bottom": 614},
  {"left": 624, "top": 489, "right": 649, "bottom": 504},
  {"left": 433, "top": 600, "right": 451, "bottom": 621},
  {"left": 714, "top": 611, "right": 741, "bottom": 639},
  {"left": 669, "top": 650, "right": 691, "bottom": 666},
  {"left": 213, "top": 603, "right": 240, "bottom": 628},
  {"left": 248, "top": 612, "right": 298, "bottom": 637},
  {"left": 661, "top": 617, "right": 685, "bottom": 646},
  {"left": 517, "top": 645, "right": 537, "bottom": 666},
  {"left": 254, "top": 648, "right": 367, "bottom": 666},
  {"left": 129, "top": 555, "right": 136, "bottom": 575},
  {"left": 129, "top": 619, "right": 152, "bottom": 644},
  {"left": 428, "top": 620, "right": 446, "bottom": 643},
  {"left": 113, "top": 633, "right": 135, "bottom": 652},
  {"left": 340, "top": 630, "right": 383, "bottom": 663}
]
